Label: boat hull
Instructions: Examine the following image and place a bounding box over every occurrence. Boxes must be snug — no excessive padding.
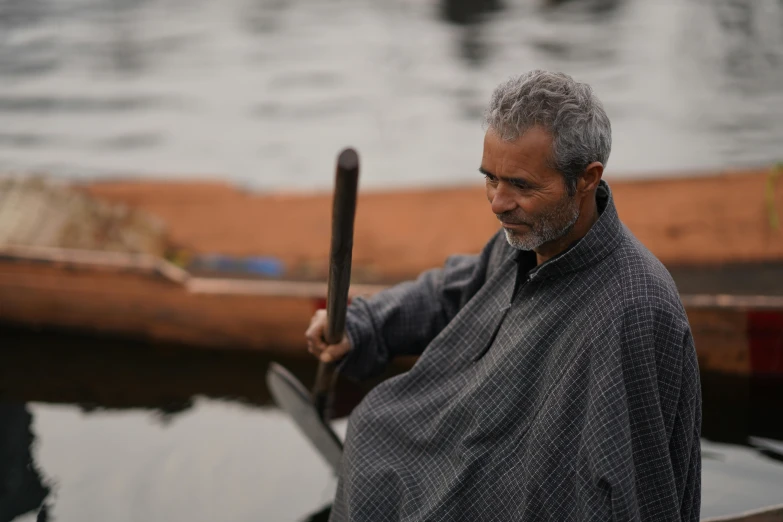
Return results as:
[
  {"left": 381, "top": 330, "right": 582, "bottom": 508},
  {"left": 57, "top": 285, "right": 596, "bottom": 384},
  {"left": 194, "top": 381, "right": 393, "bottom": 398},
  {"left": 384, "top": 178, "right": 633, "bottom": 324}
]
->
[{"left": 0, "top": 248, "right": 781, "bottom": 376}]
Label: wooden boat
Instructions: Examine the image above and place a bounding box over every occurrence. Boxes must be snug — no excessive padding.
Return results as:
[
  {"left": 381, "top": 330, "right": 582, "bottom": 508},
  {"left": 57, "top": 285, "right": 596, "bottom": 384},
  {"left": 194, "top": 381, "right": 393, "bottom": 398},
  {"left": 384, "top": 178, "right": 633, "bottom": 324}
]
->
[
  {"left": 1, "top": 167, "right": 782, "bottom": 375},
  {"left": 703, "top": 504, "right": 783, "bottom": 522}
]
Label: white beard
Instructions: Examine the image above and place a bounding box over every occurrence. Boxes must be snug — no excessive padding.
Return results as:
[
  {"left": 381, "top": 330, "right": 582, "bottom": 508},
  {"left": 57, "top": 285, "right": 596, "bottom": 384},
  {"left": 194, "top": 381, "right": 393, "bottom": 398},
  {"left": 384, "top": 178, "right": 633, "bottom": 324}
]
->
[{"left": 502, "top": 198, "right": 581, "bottom": 251}]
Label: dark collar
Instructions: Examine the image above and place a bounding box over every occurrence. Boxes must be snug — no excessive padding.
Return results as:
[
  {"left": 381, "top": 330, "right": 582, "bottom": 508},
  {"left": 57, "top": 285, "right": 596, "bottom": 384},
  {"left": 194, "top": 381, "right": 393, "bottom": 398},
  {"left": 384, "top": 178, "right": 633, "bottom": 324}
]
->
[{"left": 515, "top": 180, "right": 623, "bottom": 280}]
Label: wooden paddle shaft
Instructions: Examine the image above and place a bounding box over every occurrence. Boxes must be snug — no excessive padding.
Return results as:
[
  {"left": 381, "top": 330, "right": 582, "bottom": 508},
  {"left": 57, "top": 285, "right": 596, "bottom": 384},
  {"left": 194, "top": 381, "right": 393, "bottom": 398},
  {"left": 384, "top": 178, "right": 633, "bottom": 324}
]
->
[{"left": 313, "top": 147, "right": 359, "bottom": 417}]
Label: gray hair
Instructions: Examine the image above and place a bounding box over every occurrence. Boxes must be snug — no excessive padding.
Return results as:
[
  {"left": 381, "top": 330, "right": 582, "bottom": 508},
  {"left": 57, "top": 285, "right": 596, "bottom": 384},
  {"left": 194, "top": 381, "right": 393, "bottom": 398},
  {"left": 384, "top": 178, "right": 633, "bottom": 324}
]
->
[{"left": 483, "top": 70, "right": 612, "bottom": 195}]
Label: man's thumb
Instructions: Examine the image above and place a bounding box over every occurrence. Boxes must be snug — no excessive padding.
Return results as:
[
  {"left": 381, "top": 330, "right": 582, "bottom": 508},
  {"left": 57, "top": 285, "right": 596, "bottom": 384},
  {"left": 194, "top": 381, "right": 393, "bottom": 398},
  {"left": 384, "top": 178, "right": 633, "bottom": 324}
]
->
[{"left": 320, "top": 341, "right": 349, "bottom": 363}]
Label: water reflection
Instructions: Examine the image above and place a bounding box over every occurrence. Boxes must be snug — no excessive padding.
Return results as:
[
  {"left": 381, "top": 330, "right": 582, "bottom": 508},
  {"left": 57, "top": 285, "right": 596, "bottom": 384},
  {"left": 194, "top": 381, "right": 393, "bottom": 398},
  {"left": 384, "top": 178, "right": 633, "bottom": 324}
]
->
[
  {"left": 440, "top": 0, "right": 503, "bottom": 66},
  {"left": 0, "top": 95, "right": 171, "bottom": 114},
  {"left": 1, "top": 322, "right": 782, "bottom": 520},
  {"left": 0, "top": 323, "right": 366, "bottom": 521},
  {"left": 0, "top": 0, "right": 782, "bottom": 188},
  {"left": 701, "top": 372, "right": 783, "bottom": 447},
  {"left": 0, "top": 0, "right": 56, "bottom": 80},
  {"left": 7, "top": 400, "right": 345, "bottom": 522},
  {"left": 0, "top": 0, "right": 48, "bottom": 30},
  {"left": 0, "top": 404, "right": 50, "bottom": 522},
  {"left": 526, "top": 0, "right": 626, "bottom": 66},
  {"left": 682, "top": 0, "right": 783, "bottom": 167},
  {"left": 0, "top": 133, "right": 58, "bottom": 149},
  {"left": 241, "top": 0, "right": 287, "bottom": 36},
  {"left": 543, "top": 0, "right": 623, "bottom": 13}
]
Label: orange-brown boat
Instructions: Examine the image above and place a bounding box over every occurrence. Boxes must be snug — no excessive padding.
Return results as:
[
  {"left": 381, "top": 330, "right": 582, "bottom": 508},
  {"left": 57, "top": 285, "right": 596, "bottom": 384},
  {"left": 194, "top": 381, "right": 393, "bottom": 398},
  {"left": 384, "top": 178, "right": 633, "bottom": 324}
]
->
[{"left": 1, "top": 166, "right": 782, "bottom": 376}]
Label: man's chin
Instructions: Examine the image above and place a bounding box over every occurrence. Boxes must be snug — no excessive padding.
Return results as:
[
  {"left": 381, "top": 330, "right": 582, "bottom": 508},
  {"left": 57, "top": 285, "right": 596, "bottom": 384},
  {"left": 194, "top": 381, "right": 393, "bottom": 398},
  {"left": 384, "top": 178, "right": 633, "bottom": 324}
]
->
[{"left": 503, "top": 228, "right": 540, "bottom": 251}]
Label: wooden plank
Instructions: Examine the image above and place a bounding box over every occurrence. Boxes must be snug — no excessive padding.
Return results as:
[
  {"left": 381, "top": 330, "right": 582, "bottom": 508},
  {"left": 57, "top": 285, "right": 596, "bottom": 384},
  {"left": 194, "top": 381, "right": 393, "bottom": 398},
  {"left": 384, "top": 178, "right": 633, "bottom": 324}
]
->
[{"left": 688, "top": 309, "right": 752, "bottom": 376}]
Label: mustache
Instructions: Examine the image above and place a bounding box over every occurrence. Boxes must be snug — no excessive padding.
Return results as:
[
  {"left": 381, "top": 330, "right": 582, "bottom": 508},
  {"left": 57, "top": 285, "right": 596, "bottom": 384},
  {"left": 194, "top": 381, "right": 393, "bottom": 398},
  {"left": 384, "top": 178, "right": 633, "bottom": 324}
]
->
[{"left": 496, "top": 211, "right": 530, "bottom": 226}]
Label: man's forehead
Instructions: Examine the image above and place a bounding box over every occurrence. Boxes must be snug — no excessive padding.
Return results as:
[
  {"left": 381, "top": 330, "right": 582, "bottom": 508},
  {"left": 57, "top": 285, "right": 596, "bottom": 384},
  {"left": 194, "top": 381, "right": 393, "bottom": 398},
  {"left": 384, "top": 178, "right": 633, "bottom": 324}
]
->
[{"left": 481, "top": 132, "right": 556, "bottom": 180}]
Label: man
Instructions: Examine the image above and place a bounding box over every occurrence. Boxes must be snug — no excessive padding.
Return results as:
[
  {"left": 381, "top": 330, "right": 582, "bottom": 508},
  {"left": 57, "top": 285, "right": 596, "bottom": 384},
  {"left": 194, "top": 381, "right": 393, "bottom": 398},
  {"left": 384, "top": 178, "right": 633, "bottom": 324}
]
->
[{"left": 306, "top": 70, "right": 701, "bottom": 521}]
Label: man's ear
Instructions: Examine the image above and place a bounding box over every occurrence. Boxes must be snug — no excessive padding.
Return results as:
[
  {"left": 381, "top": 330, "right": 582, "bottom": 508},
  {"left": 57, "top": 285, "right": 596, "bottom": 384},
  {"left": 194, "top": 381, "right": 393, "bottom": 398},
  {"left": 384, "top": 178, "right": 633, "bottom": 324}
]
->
[{"left": 578, "top": 162, "right": 604, "bottom": 194}]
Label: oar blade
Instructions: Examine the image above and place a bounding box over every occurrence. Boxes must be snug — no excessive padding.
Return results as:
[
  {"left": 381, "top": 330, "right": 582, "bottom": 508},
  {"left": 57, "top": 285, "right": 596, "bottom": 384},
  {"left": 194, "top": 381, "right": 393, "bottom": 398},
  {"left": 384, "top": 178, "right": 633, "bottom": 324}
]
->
[{"left": 266, "top": 362, "right": 344, "bottom": 473}]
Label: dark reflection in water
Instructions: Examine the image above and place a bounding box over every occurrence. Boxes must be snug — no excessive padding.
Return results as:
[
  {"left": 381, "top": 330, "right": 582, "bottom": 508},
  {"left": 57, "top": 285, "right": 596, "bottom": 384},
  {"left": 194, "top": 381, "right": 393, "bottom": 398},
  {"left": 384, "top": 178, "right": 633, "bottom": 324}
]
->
[
  {"left": 1, "top": 322, "right": 782, "bottom": 520},
  {"left": 0, "top": 404, "right": 49, "bottom": 522},
  {"left": 542, "top": 0, "right": 624, "bottom": 15},
  {"left": 0, "top": 323, "right": 399, "bottom": 417},
  {"left": 440, "top": 0, "right": 503, "bottom": 66},
  {"left": 701, "top": 372, "right": 783, "bottom": 446}
]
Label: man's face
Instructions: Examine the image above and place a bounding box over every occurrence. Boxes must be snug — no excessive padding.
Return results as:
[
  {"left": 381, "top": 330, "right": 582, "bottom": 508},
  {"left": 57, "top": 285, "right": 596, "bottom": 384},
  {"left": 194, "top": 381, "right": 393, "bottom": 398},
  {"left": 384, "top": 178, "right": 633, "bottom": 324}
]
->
[{"left": 480, "top": 127, "right": 580, "bottom": 251}]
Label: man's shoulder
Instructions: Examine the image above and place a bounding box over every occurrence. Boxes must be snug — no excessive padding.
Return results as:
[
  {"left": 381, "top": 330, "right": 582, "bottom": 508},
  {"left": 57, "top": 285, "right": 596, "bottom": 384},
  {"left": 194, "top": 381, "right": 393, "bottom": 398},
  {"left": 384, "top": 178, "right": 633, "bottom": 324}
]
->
[{"left": 607, "top": 225, "right": 684, "bottom": 314}]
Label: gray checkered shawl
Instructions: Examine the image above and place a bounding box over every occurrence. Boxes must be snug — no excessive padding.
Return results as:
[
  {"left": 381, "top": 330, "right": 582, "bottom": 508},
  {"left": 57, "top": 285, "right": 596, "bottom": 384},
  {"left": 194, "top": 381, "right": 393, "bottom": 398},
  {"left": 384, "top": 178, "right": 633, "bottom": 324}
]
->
[{"left": 333, "top": 181, "right": 701, "bottom": 521}]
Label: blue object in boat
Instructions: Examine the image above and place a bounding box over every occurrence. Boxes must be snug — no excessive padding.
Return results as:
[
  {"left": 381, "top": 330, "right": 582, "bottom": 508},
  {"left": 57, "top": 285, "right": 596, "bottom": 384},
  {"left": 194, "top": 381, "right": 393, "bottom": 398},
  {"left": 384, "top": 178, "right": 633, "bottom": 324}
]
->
[{"left": 244, "top": 257, "right": 285, "bottom": 277}]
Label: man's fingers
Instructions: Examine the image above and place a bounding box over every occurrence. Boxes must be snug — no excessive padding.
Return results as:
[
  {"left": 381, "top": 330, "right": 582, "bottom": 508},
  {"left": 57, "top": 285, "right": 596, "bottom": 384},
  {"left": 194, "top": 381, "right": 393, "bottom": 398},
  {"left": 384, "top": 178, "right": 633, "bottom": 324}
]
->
[
  {"left": 306, "top": 334, "right": 326, "bottom": 350},
  {"left": 304, "top": 323, "right": 324, "bottom": 345},
  {"left": 308, "top": 309, "right": 325, "bottom": 326},
  {"left": 321, "top": 346, "right": 338, "bottom": 363},
  {"left": 320, "top": 340, "right": 350, "bottom": 363},
  {"left": 304, "top": 311, "right": 349, "bottom": 363},
  {"left": 305, "top": 310, "right": 327, "bottom": 340},
  {"left": 305, "top": 319, "right": 328, "bottom": 359}
]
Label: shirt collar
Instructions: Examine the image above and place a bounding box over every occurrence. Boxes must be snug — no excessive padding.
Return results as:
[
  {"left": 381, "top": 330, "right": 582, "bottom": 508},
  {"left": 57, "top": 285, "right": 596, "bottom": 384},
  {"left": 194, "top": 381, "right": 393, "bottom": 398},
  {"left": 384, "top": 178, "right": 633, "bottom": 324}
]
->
[{"left": 515, "top": 180, "right": 623, "bottom": 281}]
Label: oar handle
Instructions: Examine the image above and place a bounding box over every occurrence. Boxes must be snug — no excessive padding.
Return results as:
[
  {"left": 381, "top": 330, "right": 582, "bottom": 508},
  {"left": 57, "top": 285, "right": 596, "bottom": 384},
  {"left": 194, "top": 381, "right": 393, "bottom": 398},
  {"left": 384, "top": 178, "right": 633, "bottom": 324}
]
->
[{"left": 313, "top": 147, "right": 359, "bottom": 420}]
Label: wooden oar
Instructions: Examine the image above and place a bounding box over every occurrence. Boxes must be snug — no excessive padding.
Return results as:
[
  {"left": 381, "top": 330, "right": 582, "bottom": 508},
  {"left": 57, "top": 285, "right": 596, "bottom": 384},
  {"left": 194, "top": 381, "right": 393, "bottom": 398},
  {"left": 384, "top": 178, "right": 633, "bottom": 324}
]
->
[{"left": 266, "top": 147, "right": 359, "bottom": 473}]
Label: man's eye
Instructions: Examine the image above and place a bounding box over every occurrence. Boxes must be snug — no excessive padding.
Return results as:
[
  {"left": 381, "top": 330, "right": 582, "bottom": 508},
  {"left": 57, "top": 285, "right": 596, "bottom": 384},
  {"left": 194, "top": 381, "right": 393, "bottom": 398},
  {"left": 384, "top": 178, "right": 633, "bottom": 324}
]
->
[{"left": 484, "top": 174, "right": 498, "bottom": 183}]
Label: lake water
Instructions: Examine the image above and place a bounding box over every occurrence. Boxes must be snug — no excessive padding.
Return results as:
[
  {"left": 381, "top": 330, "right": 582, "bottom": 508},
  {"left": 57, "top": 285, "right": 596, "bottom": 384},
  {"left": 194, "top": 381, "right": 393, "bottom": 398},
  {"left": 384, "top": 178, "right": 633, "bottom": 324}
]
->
[
  {"left": 1, "top": 0, "right": 783, "bottom": 191},
  {"left": 1, "top": 324, "right": 782, "bottom": 521}
]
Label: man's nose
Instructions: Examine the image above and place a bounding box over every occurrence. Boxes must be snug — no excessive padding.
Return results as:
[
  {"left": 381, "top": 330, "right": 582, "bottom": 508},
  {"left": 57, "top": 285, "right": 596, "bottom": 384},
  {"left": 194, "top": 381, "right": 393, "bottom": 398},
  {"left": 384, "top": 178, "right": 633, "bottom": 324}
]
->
[{"left": 489, "top": 182, "right": 517, "bottom": 215}]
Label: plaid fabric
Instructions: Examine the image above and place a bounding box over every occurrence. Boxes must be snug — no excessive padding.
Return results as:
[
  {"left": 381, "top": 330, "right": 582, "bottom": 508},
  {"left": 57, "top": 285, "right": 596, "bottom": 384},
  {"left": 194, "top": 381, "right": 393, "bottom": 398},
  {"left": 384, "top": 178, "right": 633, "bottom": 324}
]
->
[{"left": 333, "top": 181, "right": 702, "bottom": 521}]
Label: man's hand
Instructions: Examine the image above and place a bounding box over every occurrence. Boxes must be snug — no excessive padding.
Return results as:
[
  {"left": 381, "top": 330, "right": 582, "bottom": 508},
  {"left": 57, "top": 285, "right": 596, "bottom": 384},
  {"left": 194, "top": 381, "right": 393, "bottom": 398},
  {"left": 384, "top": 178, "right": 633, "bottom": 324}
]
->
[{"left": 305, "top": 309, "right": 352, "bottom": 363}]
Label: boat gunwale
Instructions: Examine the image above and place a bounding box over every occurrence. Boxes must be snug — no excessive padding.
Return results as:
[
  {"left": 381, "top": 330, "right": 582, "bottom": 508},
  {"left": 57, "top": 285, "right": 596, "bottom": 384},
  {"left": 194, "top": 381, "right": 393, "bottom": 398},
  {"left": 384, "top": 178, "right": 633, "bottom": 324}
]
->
[
  {"left": 702, "top": 503, "right": 783, "bottom": 522},
  {"left": 0, "top": 244, "right": 387, "bottom": 298},
  {"left": 2, "top": 244, "right": 783, "bottom": 309}
]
